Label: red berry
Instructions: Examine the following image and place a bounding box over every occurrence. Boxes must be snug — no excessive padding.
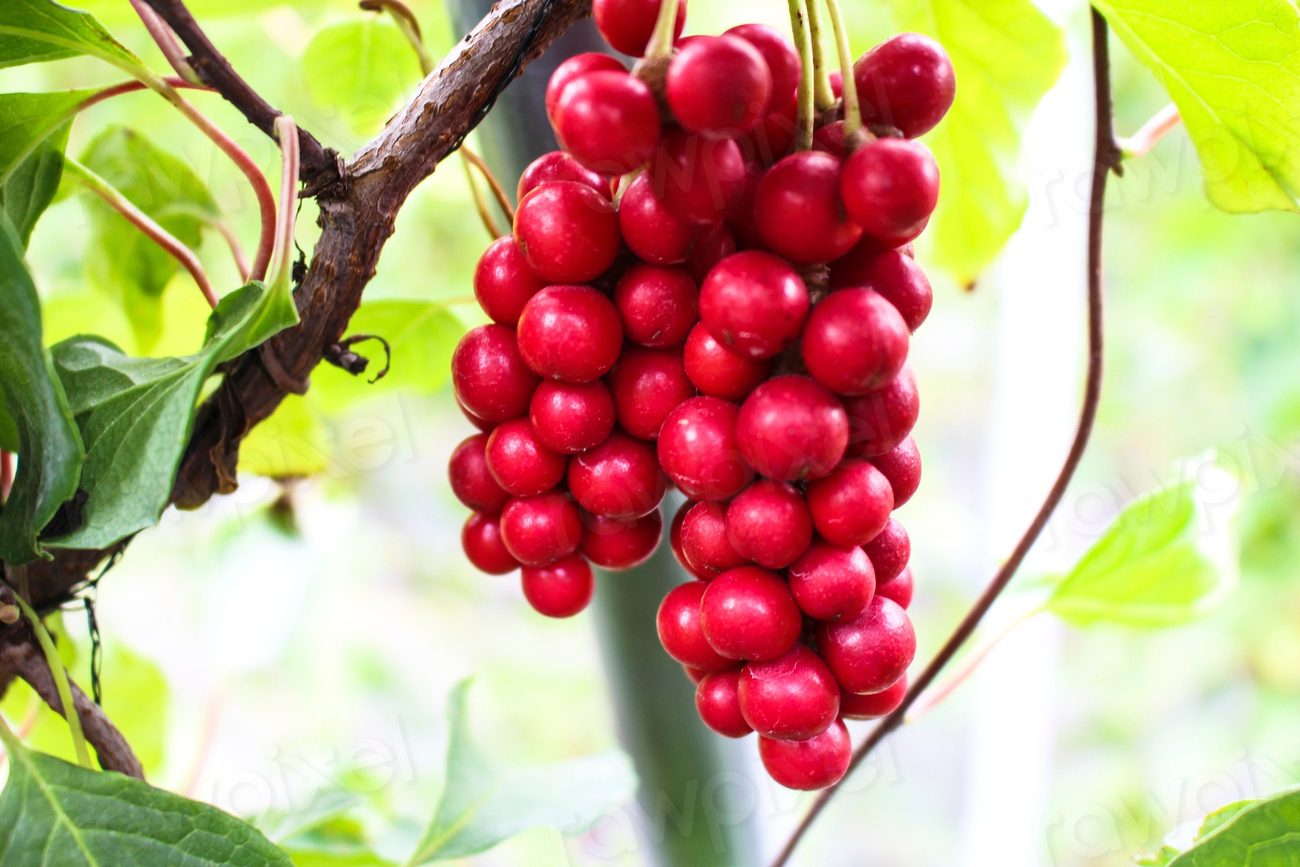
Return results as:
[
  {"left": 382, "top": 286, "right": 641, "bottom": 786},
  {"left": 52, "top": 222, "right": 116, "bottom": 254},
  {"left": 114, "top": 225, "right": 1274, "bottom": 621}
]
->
[
  {"left": 473, "top": 237, "right": 546, "bottom": 326},
  {"left": 669, "top": 501, "right": 701, "bottom": 578},
  {"left": 568, "top": 432, "right": 667, "bottom": 519},
  {"left": 593, "top": 0, "right": 685, "bottom": 56},
  {"left": 518, "top": 151, "right": 609, "bottom": 202},
  {"left": 667, "top": 35, "right": 772, "bottom": 138},
  {"left": 726, "top": 481, "right": 812, "bottom": 570},
  {"left": 854, "top": 33, "right": 955, "bottom": 139},
  {"left": 517, "top": 285, "right": 624, "bottom": 382},
  {"left": 582, "top": 509, "right": 664, "bottom": 570},
  {"left": 500, "top": 493, "right": 584, "bottom": 566},
  {"left": 683, "top": 665, "right": 709, "bottom": 683},
  {"left": 801, "top": 288, "right": 910, "bottom": 395},
  {"left": 452, "top": 324, "right": 539, "bottom": 423},
  {"left": 649, "top": 130, "right": 747, "bottom": 225},
  {"left": 754, "top": 151, "right": 862, "bottom": 264},
  {"left": 840, "top": 675, "right": 907, "bottom": 720},
  {"left": 843, "top": 369, "right": 920, "bottom": 458},
  {"left": 816, "top": 596, "right": 915, "bottom": 694},
  {"left": 657, "top": 581, "right": 732, "bottom": 671},
  {"left": 805, "top": 460, "right": 894, "bottom": 547},
  {"left": 462, "top": 513, "right": 521, "bottom": 574},
  {"left": 788, "top": 542, "right": 875, "bottom": 622},
  {"left": 457, "top": 395, "right": 497, "bottom": 433},
  {"left": 679, "top": 500, "right": 747, "bottom": 579},
  {"left": 736, "top": 375, "right": 848, "bottom": 482},
  {"left": 722, "top": 161, "right": 765, "bottom": 248},
  {"left": 725, "top": 24, "right": 801, "bottom": 111},
  {"left": 698, "top": 252, "right": 809, "bottom": 360},
  {"left": 739, "top": 645, "right": 840, "bottom": 740},
  {"left": 618, "top": 172, "right": 697, "bottom": 265},
  {"left": 872, "top": 437, "right": 921, "bottom": 507},
  {"left": 556, "top": 71, "right": 661, "bottom": 174},
  {"left": 841, "top": 138, "right": 939, "bottom": 246},
  {"left": 699, "top": 567, "right": 802, "bottom": 661},
  {"left": 695, "top": 667, "right": 752, "bottom": 738},
  {"left": 831, "top": 246, "right": 933, "bottom": 332},
  {"left": 758, "top": 719, "right": 851, "bottom": 790},
  {"left": 745, "top": 91, "right": 798, "bottom": 165},
  {"left": 657, "top": 397, "right": 754, "bottom": 501},
  {"left": 484, "top": 419, "right": 567, "bottom": 497},
  {"left": 811, "top": 120, "right": 848, "bottom": 157},
  {"left": 546, "top": 53, "right": 625, "bottom": 122},
  {"left": 614, "top": 265, "right": 698, "bottom": 347},
  {"left": 685, "top": 222, "right": 737, "bottom": 284},
  {"left": 449, "top": 434, "right": 511, "bottom": 515},
  {"left": 522, "top": 555, "right": 594, "bottom": 617},
  {"left": 863, "top": 517, "right": 910, "bottom": 584},
  {"left": 681, "top": 323, "right": 771, "bottom": 401},
  {"left": 876, "top": 566, "right": 914, "bottom": 609},
  {"left": 514, "top": 182, "right": 620, "bottom": 283},
  {"left": 529, "top": 380, "right": 617, "bottom": 454},
  {"left": 608, "top": 347, "right": 697, "bottom": 440}
]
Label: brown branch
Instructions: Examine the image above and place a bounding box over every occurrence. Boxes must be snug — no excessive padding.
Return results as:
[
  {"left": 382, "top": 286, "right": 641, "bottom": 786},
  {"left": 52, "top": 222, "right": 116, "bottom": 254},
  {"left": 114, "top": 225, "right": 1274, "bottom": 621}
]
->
[{"left": 768, "top": 10, "right": 1121, "bottom": 866}]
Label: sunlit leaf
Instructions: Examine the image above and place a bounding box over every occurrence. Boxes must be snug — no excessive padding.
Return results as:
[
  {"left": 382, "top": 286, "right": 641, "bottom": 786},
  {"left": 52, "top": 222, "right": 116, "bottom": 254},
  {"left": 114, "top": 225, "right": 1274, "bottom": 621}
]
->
[
  {"left": 300, "top": 19, "right": 423, "bottom": 136},
  {"left": 240, "top": 395, "right": 330, "bottom": 480},
  {"left": 0, "top": 89, "right": 94, "bottom": 244},
  {"left": 1151, "top": 788, "right": 1300, "bottom": 866},
  {"left": 0, "top": 0, "right": 142, "bottom": 72}
]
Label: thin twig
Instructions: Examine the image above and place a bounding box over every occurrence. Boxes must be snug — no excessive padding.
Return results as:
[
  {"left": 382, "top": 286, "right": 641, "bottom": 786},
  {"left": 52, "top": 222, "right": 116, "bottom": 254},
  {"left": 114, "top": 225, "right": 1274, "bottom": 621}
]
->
[
  {"left": 76, "top": 76, "right": 206, "bottom": 112},
  {"left": 768, "top": 10, "right": 1120, "bottom": 866},
  {"left": 823, "top": 0, "right": 862, "bottom": 137},
  {"left": 462, "top": 154, "right": 506, "bottom": 238},
  {"left": 208, "top": 218, "right": 252, "bottom": 282},
  {"left": 270, "top": 116, "right": 301, "bottom": 290},
  {"left": 1118, "top": 103, "right": 1181, "bottom": 159},
  {"left": 129, "top": 0, "right": 201, "bottom": 84},
  {"left": 787, "top": 0, "right": 816, "bottom": 151},
  {"left": 361, "top": 0, "right": 434, "bottom": 75},
  {"left": 803, "top": 0, "right": 835, "bottom": 111},
  {"left": 9, "top": 595, "right": 91, "bottom": 770},
  {"left": 462, "top": 145, "right": 516, "bottom": 223}
]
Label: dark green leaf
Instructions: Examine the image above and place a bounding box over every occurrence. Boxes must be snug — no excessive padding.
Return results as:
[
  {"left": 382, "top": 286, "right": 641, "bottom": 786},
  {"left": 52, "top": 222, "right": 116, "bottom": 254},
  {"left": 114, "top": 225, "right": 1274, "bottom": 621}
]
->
[
  {"left": 1166, "top": 788, "right": 1300, "bottom": 866},
  {"left": 0, "top": 90, "right": 94, "bottom": 245},
  {"left": 0, "top": 0, "right": 142, "bottom": 72},
  {"left": 300, "top": 19, "right": 423, "bottom": 135}
]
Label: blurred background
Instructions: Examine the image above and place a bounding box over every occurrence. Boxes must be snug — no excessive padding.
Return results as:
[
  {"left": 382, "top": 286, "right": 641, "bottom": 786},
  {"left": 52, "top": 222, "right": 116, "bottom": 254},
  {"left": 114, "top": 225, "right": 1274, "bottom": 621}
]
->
[{"left": 1, "top": 0, "right": 1297, "bottom": 865}]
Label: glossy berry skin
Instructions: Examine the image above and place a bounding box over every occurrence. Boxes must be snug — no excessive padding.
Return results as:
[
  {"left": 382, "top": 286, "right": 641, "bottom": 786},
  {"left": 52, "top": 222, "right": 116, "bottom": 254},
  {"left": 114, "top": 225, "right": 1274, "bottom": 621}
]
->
[
  {"left": 746, "top": 91, "right": 798, "bottom": 165},
  {"left": 758, "top": 719, "right": 851, "bottom": 790},
  {"left": 844, "top": 369, "right": 920, "bottom": 458},
  {"left": 863, "top": 518, "right": 910, "bottom": 584},
  {"left": 457, "top": 396, "right": 497, "bottom": 433},
  {"left": 739, "top": 645, "right": 840, "bottom": 740},
  {"left": 686, "top": 222, "right": 736, "bottom": 284},
  {"left": 817, "top": 596, "right": 916, "bottom": 695},
  {"left": 452, "top": 324, "right": 539, "bottom": 423},
  {"left": 725, "top": 24, "right": 801, "bottom": 111},
  {"left": 657, "top": 581, "right": 733, "bottom": 671},
  {"left": 699, "top": 252, "right": 809, "bottom": 360},
  {"left": 556, "top": 71, "right": 661, "bottom": 174},
  {"left": 649, "top": 130, "right": 747, "bottom": 225},
  {"left": 840, "top": 675, "right": 907, "bottom": 720},
  {"left": 854, "top": 33, "right": 956, "bottom": 139},
  {"left": 667, "top": 35, "right": 772, "bottom": 138},
  {"left": 806, "top": 460, "right": 894, "bottom": 547},
  {"left": 607, "top": 348, "right": 696, "bottom": 440},
  {"left": 680, "top": 500, "right": 747, "bottom": 579},
  {"left": 801, "top": 288, "right": 910, "bottom": 395},
  {"left": 567, "top": 432, "right": 667, "bottom": 519},
  {"left": 876, "top": 566, "right": 914, "bottom": 609},
  {"left": 658, "top": 397, "right": 754, "bottom": 501},
  {"left": 582, "top": 510, "right": 664, "bottom": 570},
  {"left": 695, "top": 668, "right": 752, "bottom": 738},
  {"left": 670, "top": 503, "right": 704, "bottom": 579},
  {"left": 736, "top": 376, "right": 848, "bottom": 482},
  {"left": 787, "top": 543, "right": 875, "bottom": 622},
  {"left": 499, "top": 493, "right": 584, "bottom": 567},
  {"left": 872, "top": 437, "right": 922, "bottom": 507},
  {"left": 593, "top": 0, "right": 685, "bottom": 56},
  {"left": 522, "top": 555, "right": 594, "bottom": 617},
  {"left": 545, "top": 53, "right": 625, "bottom": 122},
  {"left": 754, "top": 152, "right": 862, "bottom": 264},
  {"left": 529, "top": 380, "right": 616, "bottom": 455},
  {"left": 518, "top": 151, "right": 609, "bottom": 201},
  {"left": 517, "top": 285, "right": 624, "bottom": 382},
  {"left": 841, "top": 138, "right": 940, "bottom": 246},
  {"left": 449, "top": 434, "right": 510, "bottom": 515},
  {"left": 514, "top": 182, "right": 621, "bottom": 284},
  {"left": 614, "top": 265, "right": 698, "bottom": 348},
  {"left": 683, "top": 323, "right": 773, "bottom": 400},
  {"left": 726, "top": 481, "right": 813, "bottom": 570},
  {"left": 811, "top": 120, "right": 848, "bottom": 157},
  {"left": 485, "top": 419, "right": 567, "bottom": 498},
  {"left": 831, "top": 246, "right": 933, "bottom": 332},
  {"left": 619, "top": 173, "right": 697, "bottom": 266},
  {"left": 462, "top": 513, "right": 521, "bottom": 575},
  {"left": 699, "top": 567, "right": 802, "bottom": 662},
  {"left": 473, "top": 237, "right": 546, "bottom": 326}
]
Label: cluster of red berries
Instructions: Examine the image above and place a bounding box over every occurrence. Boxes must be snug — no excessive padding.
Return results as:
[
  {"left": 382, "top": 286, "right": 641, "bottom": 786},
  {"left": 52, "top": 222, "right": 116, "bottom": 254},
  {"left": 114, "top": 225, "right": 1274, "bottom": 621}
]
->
[{"left": 449, "top": 0, "right": 953, "bottom": 790}]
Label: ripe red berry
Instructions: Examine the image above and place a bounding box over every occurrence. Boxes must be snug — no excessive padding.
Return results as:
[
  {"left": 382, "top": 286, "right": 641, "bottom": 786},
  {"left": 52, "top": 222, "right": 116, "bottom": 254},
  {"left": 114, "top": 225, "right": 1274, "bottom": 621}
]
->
[
  {"left": 811, "top": 120, "right": 848, "bottom": 157},
  {"left": 739, "top": 645, "right": 840, "bottom": 740},
  {"left": 843, "top": 368, "right": 920, "bottom": 458},
  {"left": 522, "top": 555, "right": 594, "bottom": 617},
  {"left": 462, "top": 513, "right": 521, "bottom": 575},
  {"left": 699, "top": 567, "right": 802, "bottom": 661},
  {"left": 582, "top": 509, "right": 664, "bottom": 570},
  {"left": 567, "top": 432, "right": 667, "bottom": 519},
  {"left": 514, "top": 182, "right": 620, "bottom": 283},
  {"left": 699, "top": 252, "right": 809, "bottom": 360},
  {"left": 754, "top": 151, "right": 862, "bottom": 264},
  {"left": 680, "top": 500, "right": 747, "bottom": 579},
  {"left": 683, "top": 665, "right": 709, "bottom": 683},
  {"left": 872, "top": 437, "right": 922, "bottom": 507},
  {"left": 452, "top": 324, "right": 539, "bottom": 423},
  {"left": 593, "top": 0, "right": 685, "bottom": 56},
  {"left": 658, "top": 397, "right": 754, "bottom": 501},
  {"left": 517, "top": 284, "right": 624, "bottom": 382},
  {"left": 529, "top": 380, "right": 617, "bottom": 454},
  {"left": 758, "top": 719, "right": 851, "bottom": 790},
  {"left": 607, "top": 347, "right": 697, "bottom": 440},
  {"left": 831, "top": 246, "right": 933, "bottom": 332},
  {"left": 473, "top": 237, "right": 546, "bottom": 326},
  {"left": 457, "top": 395, "right": 497, "bottom": 433},
  {"left": 614, "top": 265, "right": 698, "bottom": 347},
  {"left": 667, "top": 35, "right": 772, "bottom": 138},
  {"left": 725, "top": 23, "right": 801, "bottom": 111},
  {"left": 841, "top": 138, "right": 940, "bottom": 246},
  {"left": 546, "top": 53, "right": 625, "bottom": 122},
  {"left": 788, "top": 543, "right": 875, "bottom": 622},
  {"left": 806, "top": 460, "right": 894, "bottom": 547},
  {"left": 657, "top": 581, "right": 732, "bottom": 671},
  {"left": 840, "top": 675, "right": 907, "bottom": 720},
  {"left": 556, "top": 71, "right": 661, "bottom": 174},
  {"left": 449, "top": 434, "right": 510, "bottom": 515},
  {"left": 695, "top": 667, "right": 752, "bottom": 738},
  {"left": 876, "top": 566, "right": 914, "bottom": 609},
  {"left": 649, "top": 130, "right": 747, "bottom": 225},
  {"left": 801, "top": 288, "right": 910, "bottom": 395},
  {"left": 863, "top": 517, "right": 910, "bottom": 584},
  {"left": 682, "top": 323, "right": 772, "bottom": 400},
  {"left": 518, "top": 151, "right": 609, "bottom": 202},
  {"left": 736, "top": 375, "right": 848, "bottom": 482},
  {"left": 670, "top": 503, "right": 701, "bottom": 578},
  {"left": 854, "top": 33, "right": 956, "bottom": 139},
  {"left": 686, "top": 222, "right": 736, "bottom": 283},
  {"left": 619, "top": 172, "right": 697, "bottom": 265},
  {"left": 726, "top": 481, "right": 813, "bottom": 569},
  {"left": 816, "top": 596, "right": 916, "bottom": 695},
  {"left": 500, "top": 493, "right": 584, "bottom": 566},
  {"left": 485, "top": 419, "right": 568, "bottom": 497},
  {"left": 745, "top": 91, "right": 798, "bottom": 165}
]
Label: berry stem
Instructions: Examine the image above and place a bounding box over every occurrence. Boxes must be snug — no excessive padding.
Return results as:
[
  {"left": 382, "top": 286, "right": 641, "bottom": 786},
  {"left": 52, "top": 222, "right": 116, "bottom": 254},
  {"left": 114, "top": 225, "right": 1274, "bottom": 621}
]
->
[
  {"left": 462, "top": 145, "right": 517, "bottom": 224},
  {"left": 362, "top": 0, "right": 435, "bottom": 76},
  {"left": 803, "top": 0, "right": 835, "bottom": 112},
  {"left": 645, "top": 0, "right": 681, "bottom": 60},
  {"left": 823, "top": 0, "right": 862, "bottom": 137},
  {"left": 269, "top": 116, "right": 301, "bottom": 291},
  {"left": 462, "top": 153, "right": 507, "bottom": 239},
  {"left": 1118, "top": 103, "right": 1181, "bottom": 159},
  {"left": 207, "top": 216, "right": 252, "bottom": 282},
  {"left": 9, "top": 593, "right": 94, "bottom": 771},
  {"left": 0, "top": 450, "right": 12, "bottom": 504},
  {"left": 128, "top": 0, "right": 202, "bottom": 85},
  {"left": 768, "top": 11, "right": 1120, "bottom": 866},
  {"left": 787, "top": 0, "right": 817, "bottom": 150}
]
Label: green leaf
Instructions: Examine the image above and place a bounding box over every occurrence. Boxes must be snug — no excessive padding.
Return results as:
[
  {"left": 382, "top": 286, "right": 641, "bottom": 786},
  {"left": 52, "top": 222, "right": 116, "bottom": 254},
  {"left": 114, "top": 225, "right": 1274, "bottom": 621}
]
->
[
  {"left": 406, "top": 680, "right": 637, "bottom": 864},
  {"left": 239, "top": 395, "right": 329, "bottom": 480},
  {"left": 0, "top": 90, "right": 95, "bottom": 245},
  {"left": 1047, "top": 460, "right": 1239, "bottom": 628},
  {"left": 300, "top": 19, "right": 423, "bottom": 135},
  {"left": 0, "top": 211, "right": 84, "bottom": 564},
  {"left": 1165, "top": 788, "right": 1300, "bottom": 866},
  {"left": 45, "top": 280, "right": 298, "bottom": 550},
  {"left": 883, "top": 0, "right": 1066, "bottom": 286},
  {"left": 1094, "top": 0, "right": 1300, "bottom": 213},
  {"left": 0, "top": 725, "right": 292, "bottom": 867},
  {"left": 0, "top": 0, "right": 142, "bottom": 72}
]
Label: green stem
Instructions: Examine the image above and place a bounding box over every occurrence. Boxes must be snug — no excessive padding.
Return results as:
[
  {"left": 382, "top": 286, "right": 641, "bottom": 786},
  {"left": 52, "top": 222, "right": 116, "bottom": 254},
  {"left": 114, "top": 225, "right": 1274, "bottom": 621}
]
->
[
  {"left": 269, "top": 116, "right": 301, "bottom": 293},
  {"left": 787, "top": 0, "right": 816, "bottom": 150},
  {"left": 804, "top": 0, "right": 835, "bottom": 112},
  {"left": 362, "top": 0, "right": 435, "bottom": 76},
  {"left": 823, "top": 0, "right": 861, "bottom": 136},
  {"left": 644, "top": 0, "right": 681, "bottom": 59},
  {"left": 11, "top": 595, "right": 93, "bottom": 771}
]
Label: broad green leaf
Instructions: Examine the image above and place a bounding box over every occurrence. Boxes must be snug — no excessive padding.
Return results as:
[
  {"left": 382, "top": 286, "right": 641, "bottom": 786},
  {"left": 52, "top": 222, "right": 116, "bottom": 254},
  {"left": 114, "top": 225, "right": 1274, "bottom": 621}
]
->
[
  {"left": 45, "top": 280, "right": 298, "bottom": 550},
  {"left": 1094, "top": 0, "right": 1300, "bottom": 213},
  {"left": 0, "top": 0, "right": 142, "bottom": 73},
  {"left": 0, "top": 211, "right": 83, "bottom": 564},
  {"left": 300, "top": 19, "right": 423, "bottom": 135},
  {"left": 240, "top": 395, "right": 329, "bottom": 479},
  {"left": 1165, "top": 788, "right": 1300, "bottom": 866},
  {"left": 0, "top": 90, "right": 95, "bottom": 244},
  {"left": 1197, "top": 800, "right": 1257, "bottom": 840},
  {"left": 883, "top": 0, "right": 1066, "bottom": 286},
  {"left": 1047, "top": 462, "right": 1239, "bottom": 628},
  {"left": 406, "top": 680, "right": 637, "bottom": 864},
  {"left": 3, "top": 120, "right": 70, "bottom": 246},
  {"left": 0, "top": 725, "right": 292, "bottom": 866}
]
